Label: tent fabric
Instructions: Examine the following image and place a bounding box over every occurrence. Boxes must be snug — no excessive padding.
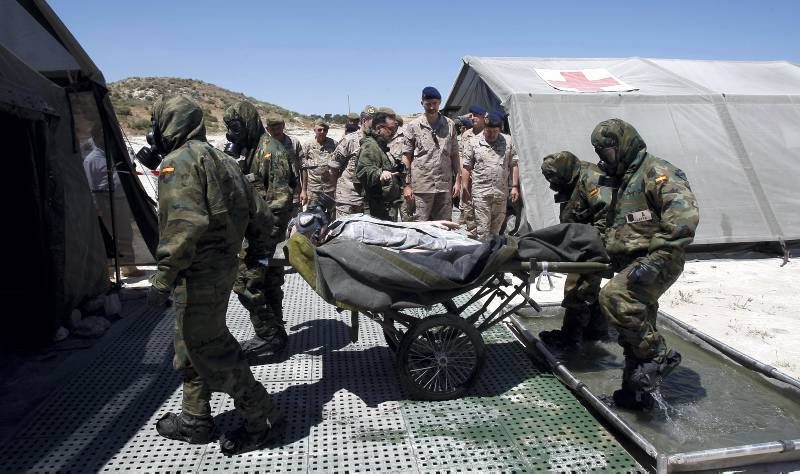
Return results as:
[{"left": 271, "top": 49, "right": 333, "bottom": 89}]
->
[
  {"left": 0, "top": 45, "right": 108, "bottom": 340},
  {"left": 0, "top": 0, "right": 159, "bottom": 344},
  {"left": 444, "top": 56, "right": 800, "bottom": 246}
]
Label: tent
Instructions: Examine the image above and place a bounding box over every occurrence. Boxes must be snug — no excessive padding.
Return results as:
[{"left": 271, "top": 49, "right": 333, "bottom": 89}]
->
[
  {"left": 0, "top": 0, "right": 157, "bottom": 348},
  {"left": 445, "top": 56, "right": 800, "bottom": 251}
]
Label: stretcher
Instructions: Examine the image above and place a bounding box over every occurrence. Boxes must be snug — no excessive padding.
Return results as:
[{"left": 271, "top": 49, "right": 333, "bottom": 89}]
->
[{"left": 272, "top": 237, "right": 610, "bottom": 400}]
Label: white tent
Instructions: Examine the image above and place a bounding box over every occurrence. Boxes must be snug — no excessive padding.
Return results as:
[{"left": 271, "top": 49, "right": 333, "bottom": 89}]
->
[{"left": 445, "top": 57, "right": 800, "bottom": 248}]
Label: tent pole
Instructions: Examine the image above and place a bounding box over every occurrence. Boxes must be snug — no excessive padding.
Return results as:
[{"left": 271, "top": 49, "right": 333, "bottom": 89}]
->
[{"left": 106, "top": 142, "right": 121, "bottom": 289}]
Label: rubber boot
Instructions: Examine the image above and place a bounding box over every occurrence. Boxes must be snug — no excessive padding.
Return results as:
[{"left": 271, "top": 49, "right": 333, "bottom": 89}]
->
[
  {"left": 611, "top": 351, "right": 654, "bottom": 410},
  {"left": 219, "top": 416, "right": 286, "bottom": 456},
  {"left": 539, "top": 307, "right": 583, "bottom": 348},
  {"left": 242, "top": 326, "right": 288, "bottom": 365},
  {"left": 156, "top": 412, "right": 215, "bottom": 444},
  {"left": 582, "top": 302, "right": 609, "bottom": 342},
  {"left": 630, "top": 349, "right": 682, "bottom": 393}
]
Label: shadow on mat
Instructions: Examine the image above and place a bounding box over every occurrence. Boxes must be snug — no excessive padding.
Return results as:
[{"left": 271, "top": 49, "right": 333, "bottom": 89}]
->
[{"left": 216, "top": 317, "right": 537, "bottom": 447}]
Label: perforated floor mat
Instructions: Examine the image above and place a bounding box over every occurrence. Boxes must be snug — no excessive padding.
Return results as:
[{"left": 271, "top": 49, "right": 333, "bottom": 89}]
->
[{"left": 0, "top": 274, "right": 641, "bottom": 472}]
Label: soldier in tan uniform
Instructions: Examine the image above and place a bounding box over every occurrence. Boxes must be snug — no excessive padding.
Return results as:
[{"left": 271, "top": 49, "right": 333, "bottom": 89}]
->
[
  {"left": 265, "top": 114, "right": 303, "bottom": 220},
  {"left": 401, "top": 87, "right": 461, "bottom": 221},
  {"left": 462, "top": 112, "right": 519, "bottom": 240},
  {"left": 300, "top": 120, "right": 336, "bottom": 218},
  {"left": 458, "top": 105, "right": 487, "bottom": 237},
  {"left": 328, "top": 105, "right": 375, "bottom": 218}
]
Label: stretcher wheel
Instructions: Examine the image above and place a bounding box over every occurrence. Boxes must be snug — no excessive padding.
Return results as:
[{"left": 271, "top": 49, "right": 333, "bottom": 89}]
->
[{"left": 396, "top": 314, "right": 486, "bottom": 400}]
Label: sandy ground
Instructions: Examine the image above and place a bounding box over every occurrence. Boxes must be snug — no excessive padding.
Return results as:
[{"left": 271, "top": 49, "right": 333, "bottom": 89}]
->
[{"left": 517, "top": 256, "right": 800, "bottom": 380}]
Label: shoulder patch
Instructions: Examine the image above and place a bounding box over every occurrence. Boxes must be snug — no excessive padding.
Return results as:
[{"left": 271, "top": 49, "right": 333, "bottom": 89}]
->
[
  {"left": 589, "top": 187, "right": 599, "bottom": 198},
  {"left": 655, "top": 175, "right": 668, "bottom": 185},
  {"left": 263, "top": 152, "right": 272, "bottom": 160},
  {"left": 161, "top": 165, "right": 175, "bottom": 175}
]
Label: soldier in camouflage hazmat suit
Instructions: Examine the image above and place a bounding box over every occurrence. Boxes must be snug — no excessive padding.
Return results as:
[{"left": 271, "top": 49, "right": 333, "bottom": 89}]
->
[
  {"left": 592, "top": 118, "right": 699, "bottom": 409},
  {"left": 223, "top": 101, "right": 294, "bottom": 362},
  {"left": 146, "top": 95, "right": 283, "bottom": 454},
  {"left": 538, "top": 151, "right": 611, "bottom": 348}
]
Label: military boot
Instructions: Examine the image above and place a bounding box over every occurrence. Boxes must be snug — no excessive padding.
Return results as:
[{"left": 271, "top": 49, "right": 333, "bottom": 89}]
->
[
  {"left": 539, "top": 307, "right": 584, "bottom": 348},
  {"left": 219, "top": 416, "right": 286, "bottom": 456},
  {"left": 156, "top": 412, "right": 215, "bottom": 444},
  {"left": 611, "top": 354, "right": 655, "bottom": 410},
  {"left": 242, "top": 325, "right": 288, "bottom": 365},
  {"left": 582, "top": 302, "right": 609, "bottom": 342},
  {"left": 629, "top": 349, "right": 682, "bottom": 393}
]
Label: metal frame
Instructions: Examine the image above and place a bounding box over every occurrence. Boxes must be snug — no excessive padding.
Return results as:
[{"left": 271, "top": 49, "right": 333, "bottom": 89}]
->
[{"left": 508, "top": 303, "right": 800, "bottom": 473}]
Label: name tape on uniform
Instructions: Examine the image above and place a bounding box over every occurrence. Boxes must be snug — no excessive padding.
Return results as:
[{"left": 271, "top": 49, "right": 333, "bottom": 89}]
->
[{"left": 626, "top": 209, "right": 653, "bottom": 224}]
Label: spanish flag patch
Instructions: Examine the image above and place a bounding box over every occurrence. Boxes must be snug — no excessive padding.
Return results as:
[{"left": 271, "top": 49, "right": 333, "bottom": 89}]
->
[
  {"left": 589, "top": 187, "right": 599, "bottom": 198},
  {"left": 161, "top": 166, "right": 175, "bottom": 175},
  {"left": 655, "top": 175, "right": 668, "bottom": 184},
  {"left": 263, "top": 152, "right": 272, "bottom": 160}
]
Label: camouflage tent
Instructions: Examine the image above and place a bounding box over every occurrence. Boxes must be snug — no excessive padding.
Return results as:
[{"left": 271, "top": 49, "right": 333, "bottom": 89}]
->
[
  {"left": 445, "top": 57, "right": 800, "bottom": 251},
  {"left": 0, "top": 0, "right": 157, "bottom": 348}
]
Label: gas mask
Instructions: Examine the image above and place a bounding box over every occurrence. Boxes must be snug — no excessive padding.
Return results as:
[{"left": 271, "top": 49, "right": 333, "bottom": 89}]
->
[
  {"left": 135, "top": 119, "right": 165, "bottom": 171},
  {"left": 595, "top": 138, "right": 621, "bottom": 188},
  {"left": 224, "top": 119, "right": 248, "bottom": 158},
  {"left": 288, "top": 206, "right": 330, "bottom": 245},
  {"left": 542, "top": 168, "right": 569, "bottom": 202}
]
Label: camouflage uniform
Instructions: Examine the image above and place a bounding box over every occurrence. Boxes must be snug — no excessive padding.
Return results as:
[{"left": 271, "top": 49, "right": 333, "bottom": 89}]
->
[
  {"left": 329, "top": 130, "right": 366, "bottom": 218},
  {"left": 277, "top": 133, "right": 304, "bottom": 220},
  {"left": 463, "top": 131, "right": 518, "bottom": 240},
  {"left": 540, "top": 151, "right": 611, "bottom": 345},
  {"left": 301, "top": 136, "right": 337, "bottom": 218},
  {"left": 389, "top": 127, "right": 412, "bottom": 221},
  {"left": 402, "top": 114, "right": 460, "bottom": 221},
  {"left": 151, "top": 95, "right": 279, "bottom": 433},
  {"left": 223, "top": 102, "right": 294, "bottom": 337},
  {"left": 356, "top": 130, "right": 402, "bottom": 221},
  {"left": 458, "top": 127, "right": 481, "bottom": 237},
  {"left": 592, "top": 119, "right": 699, "bottom": 396}
]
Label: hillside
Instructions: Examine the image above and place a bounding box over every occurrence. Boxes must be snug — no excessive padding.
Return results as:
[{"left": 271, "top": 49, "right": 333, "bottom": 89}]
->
[{"left": 108, "top": 77, "right": 310, "bottom": 134}]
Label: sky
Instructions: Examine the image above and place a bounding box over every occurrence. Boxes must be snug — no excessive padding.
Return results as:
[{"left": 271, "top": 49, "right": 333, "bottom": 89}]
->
[{"left": 50, "top": 0, "right": 800, "bottom": 115}]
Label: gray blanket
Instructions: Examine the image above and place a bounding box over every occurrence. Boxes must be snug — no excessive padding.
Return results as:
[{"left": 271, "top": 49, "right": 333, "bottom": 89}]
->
[{"left": 313, "top": 223, "right": 608, "bottom": 311}]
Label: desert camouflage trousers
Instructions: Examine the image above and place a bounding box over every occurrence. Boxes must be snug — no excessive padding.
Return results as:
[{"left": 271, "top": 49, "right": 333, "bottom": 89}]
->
[
  {"left": 336, "top": 201, "right": 365, "bottom": 219},
  {"left": 173, "top": 267, "right": 278, "bottom": 430},
  {"left": 598, "top": 255, "right": 685, "bottom": 362},
  {"left": 474, "top": 193, "right": 507, "bottom": 241},
  {"left": 414, "top": 191, "right": 453, "bottom": 222},
  {"left": 458, "top": 191, "right": 477, "bottom": 238}
]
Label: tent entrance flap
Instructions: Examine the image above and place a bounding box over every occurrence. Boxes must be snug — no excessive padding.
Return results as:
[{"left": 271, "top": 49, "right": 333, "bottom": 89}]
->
[{"left": 0, "top": 111, "right": 57, "bottom": 348}]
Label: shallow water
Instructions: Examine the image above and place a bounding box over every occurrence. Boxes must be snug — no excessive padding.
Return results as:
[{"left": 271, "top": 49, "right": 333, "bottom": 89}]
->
[{"left": 516, "top": 305, "right": 800, "bottom": 455}]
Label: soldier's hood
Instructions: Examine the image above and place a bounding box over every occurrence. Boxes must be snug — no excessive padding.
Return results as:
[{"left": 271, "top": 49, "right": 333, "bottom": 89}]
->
[
  {"left": 541, "top": 151, "right": 580, "bottom": 189},
  {"left": 590, "top": 118, "right": 647, "bottom": 176},
  {"left": 223, "top": 101, "right": 264, "bottom": 147},
  {"left": 152, "top": 95, "right": 206, "bottom": 154}
]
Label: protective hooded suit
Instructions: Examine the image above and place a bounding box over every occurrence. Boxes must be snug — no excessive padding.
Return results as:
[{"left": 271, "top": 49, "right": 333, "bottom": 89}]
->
[
  {"left": 591, "top": 119, "right": 699, "bottom": 409},
  {"left": 150, "top": 95, "right": 282, "bottom": 453},
  {"left": 224, "top": 101, "right": 294, "bottom": 359},
  {"left": 538, "top": 151, "right": 611, "bottom": 347}
]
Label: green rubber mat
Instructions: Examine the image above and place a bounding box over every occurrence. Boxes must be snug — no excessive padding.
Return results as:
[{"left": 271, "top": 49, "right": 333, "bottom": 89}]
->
[{"left": 0, "top": 275, "right": 641, "bottom": 472}]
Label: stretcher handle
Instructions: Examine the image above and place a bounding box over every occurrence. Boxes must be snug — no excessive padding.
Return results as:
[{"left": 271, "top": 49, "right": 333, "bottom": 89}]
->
[{"left": 507, "top": 260, "right": 611, "bottom": 274}]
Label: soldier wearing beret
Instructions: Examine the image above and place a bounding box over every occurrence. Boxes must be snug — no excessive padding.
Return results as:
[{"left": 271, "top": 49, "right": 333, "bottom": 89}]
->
[{"left": 401, "top": 87, "right": 462, "bottom": 221}]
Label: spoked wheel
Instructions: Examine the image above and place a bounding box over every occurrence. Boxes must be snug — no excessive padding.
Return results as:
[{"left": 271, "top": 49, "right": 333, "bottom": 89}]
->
[{"left": 397, "top": 314, "right": 486, "bottom": 400}]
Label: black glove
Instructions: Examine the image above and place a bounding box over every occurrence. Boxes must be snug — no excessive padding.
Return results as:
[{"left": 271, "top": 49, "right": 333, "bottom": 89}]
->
[
  {"left": 627, "top": 261, "right": 658, "bottom": 286},
  {"left": 146, "top": 286, "right": 171, "bottom": 308}
]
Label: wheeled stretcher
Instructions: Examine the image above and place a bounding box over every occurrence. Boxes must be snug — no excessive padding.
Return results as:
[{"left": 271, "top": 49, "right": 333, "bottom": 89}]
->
[{"left": 273, "top": 231, "right": 610, "bottom": 400}]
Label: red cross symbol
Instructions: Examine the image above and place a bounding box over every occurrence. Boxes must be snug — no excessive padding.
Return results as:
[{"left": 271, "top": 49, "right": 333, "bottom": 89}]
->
[{"left": 548, "top": 71, "right": 621, "bottom": 92}]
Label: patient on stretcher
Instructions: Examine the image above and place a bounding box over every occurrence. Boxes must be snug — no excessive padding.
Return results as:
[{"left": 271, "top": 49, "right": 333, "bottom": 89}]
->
[{"left": 288, "top": 209, "right": 481, "bottom": 252}]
